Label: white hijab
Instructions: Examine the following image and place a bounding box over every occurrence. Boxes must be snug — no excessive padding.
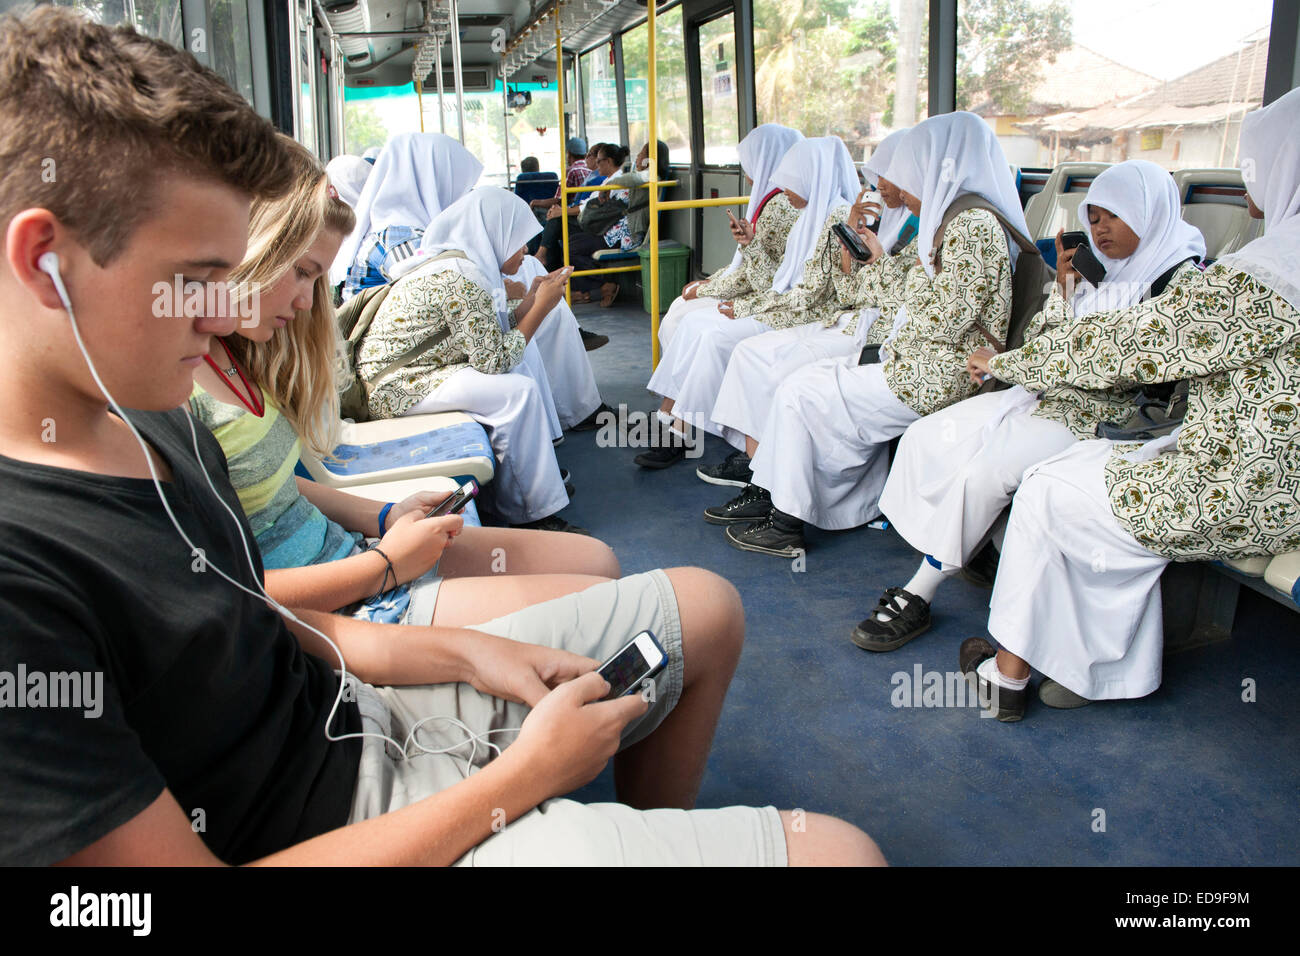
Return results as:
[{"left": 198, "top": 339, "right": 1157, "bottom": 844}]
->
[
  {"left": 770, "top": 136, "right": 861, "bottom": 293},
  {"left": 863, "top": 128, "right": 912, "bottom": 254},
  {"left": 329, "top": 132, "right": 484, "bottom": 284},
  {"left": 1071, "top": 160, "right": 1205, "bottom": 317},
  {"left": 884, "top": 112, "right": 1028, "bottom": 277},
  {"left": 1219, "top": 85, "right": 1300, "bottom": 313},
  {"left": 720, "top": 124, "right": 805, "bottom": 276},
  {"left": 416, "top": 187, "right": 543, "bottom": 332},
  {"left": 325, "top": 155, "right": 373, "bottom": 209}
]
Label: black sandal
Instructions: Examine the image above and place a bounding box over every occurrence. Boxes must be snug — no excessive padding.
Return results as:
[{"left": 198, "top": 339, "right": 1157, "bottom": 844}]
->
[{"left": 850, "top": 587, "right": 931, "bottom": 652}]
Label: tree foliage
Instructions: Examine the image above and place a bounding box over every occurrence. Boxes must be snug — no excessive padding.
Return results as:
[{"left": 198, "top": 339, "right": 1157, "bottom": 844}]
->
[{"left": 956, "top": 0, "right": 1073, "bottom": 115}]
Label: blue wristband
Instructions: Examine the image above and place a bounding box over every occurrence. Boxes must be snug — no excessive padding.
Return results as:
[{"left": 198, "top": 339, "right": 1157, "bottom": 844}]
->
[{"left": 377, "top": 502, "right": 395, "bottom": 535}]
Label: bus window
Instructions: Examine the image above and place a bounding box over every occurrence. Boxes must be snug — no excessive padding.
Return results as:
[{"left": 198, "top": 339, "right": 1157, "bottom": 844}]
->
[
  {"left": 48, "top": 0, "right": 183, "bottom": 47},
  {"left": 698, "top": 11, "right": 740, "bottom": 166},
  {"left": 957, "top": 0, "right": 1274, "bottom": 170},
  {"left": 581, "top": 43, "right": 621, "bottom": 150},
  {"left": 622, "top": 7, "right": 691, "bottom": 164},
  {"left": 753, "top": 0, "right": 928, "bottom": 157},
  {"left": 207, "top": 0, "right": 255, "bottom": 106}
]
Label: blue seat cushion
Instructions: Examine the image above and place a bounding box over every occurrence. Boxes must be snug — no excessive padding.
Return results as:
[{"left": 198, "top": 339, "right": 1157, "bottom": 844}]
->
[{"left": 321, "top": 421, "right": 493, "bottom": 478}]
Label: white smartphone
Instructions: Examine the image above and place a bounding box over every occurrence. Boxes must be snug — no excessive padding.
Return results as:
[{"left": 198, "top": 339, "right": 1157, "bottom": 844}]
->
[
  {"left": 597, "top": 630, "right": 669, "bottom": 701},
  {"left": 859, "top": 189, "right": 882, "bottom": 226}
]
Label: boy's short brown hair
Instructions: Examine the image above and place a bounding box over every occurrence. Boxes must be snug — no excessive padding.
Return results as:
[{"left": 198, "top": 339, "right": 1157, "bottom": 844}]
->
[{"left": 0, "top": 6, "right": 294, "bottom": 266}]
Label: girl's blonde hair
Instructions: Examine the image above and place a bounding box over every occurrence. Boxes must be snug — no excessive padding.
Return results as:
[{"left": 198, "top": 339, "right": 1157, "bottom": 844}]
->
[{"left": 225, "top": 135, "right": 355, "bottom": 459}]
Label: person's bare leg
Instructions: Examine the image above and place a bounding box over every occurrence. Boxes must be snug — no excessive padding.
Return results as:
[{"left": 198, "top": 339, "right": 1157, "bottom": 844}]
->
[
  {"left": 745, "top": 435, "right": 758, "bottom": 459},
  {"left": 432, "top": 574, "right": 611, "bottom": 628},
  {"left": 780, "top": 811, "right": 887, "bottom": 866},
  {"left": 996, "top": 648, "right": 1030, "bottom": 680},
  {"left": 658, "top": 397, "right": 675, "bottom": 415},
  {"left": 536, "top": 246, "right": 549, "bottom": 268},
  {"left": 613, "top": 566, "right": 743, "bottom": 809},
  {"left": 438, "top": 526, "right": 620, "bottom": 579}
]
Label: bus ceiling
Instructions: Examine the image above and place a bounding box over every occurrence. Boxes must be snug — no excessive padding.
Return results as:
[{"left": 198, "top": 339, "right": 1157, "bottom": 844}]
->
[{"left": 321, "top": 0, "right": 638, "bottom": 90}]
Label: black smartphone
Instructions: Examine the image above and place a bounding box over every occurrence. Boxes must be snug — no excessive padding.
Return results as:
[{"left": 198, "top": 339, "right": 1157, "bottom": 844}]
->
[
  {"left": 832, "top": 222, "right": 873, "bottom": 262},
  {"left": 1059, "top": 230, "right": 1089, "bottom": 250},
  {"left": 426, "top": 480, "right": 478, "bottom": 518},
  {"left": 597, "top": 630, "right": 669, "bottom": 701},
  {"left": 1070, "top": 243, "right": 1107, "bottom": 286}
]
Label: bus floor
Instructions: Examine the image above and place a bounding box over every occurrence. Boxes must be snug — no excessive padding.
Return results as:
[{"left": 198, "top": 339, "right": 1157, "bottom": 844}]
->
[{"left": 555, "top": 299, "right": 1300, "bottom": 866}]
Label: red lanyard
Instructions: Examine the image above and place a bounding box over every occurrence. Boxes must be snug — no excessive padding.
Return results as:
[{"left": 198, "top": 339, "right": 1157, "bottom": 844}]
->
[{"left": 203, "top": 339, "right": 264, "bottom": 418}]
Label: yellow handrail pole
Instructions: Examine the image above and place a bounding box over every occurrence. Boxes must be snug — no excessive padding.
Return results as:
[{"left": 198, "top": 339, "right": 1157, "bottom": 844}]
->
[
  {"left": 416, "top": 77, "right": 425, "bottom": 132},
  {"left": 647, "top": 0, "right": 660, "bottom": 369},
  {"left": 555, "top": 9, "right": 573, "bottom": 306},
  {"left": 657, "top": 195, "right": 748, "bottom": 210}
]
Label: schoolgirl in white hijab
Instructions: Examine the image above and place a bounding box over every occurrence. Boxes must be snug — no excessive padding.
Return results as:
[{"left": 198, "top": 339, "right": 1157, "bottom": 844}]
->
[
  {"left": 641, "top": 136, "right": 860, "bottom": 466},
  {"left": 330, "top": 132, "right": 484, "bottom": 287},
  {"left": 376, "top": 187, "right": 573, "bottom": 527},
  {"left": 869, "top": 159, "right": 1206, "bottom": 655},
  {"left": 325, "top": 154, "right": 373, "bottom": 209},
  {"left": 703, "top": 127, "right": 918, "bottom": 467},
  {"left": 953, "top": 86, "right": 1300, "bottom": 719},
  {"left": 658, "top": 123, "right": 804, "bottom": 349},
  {"left": 724, "top": 112, "right": 1023, "bottom": 556}
]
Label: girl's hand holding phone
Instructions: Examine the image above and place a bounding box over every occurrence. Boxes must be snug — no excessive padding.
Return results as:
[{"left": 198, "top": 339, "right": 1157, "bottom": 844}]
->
[
  {"left": 1053, "top": 229, "right": 1083, "bottom": 297},
  {"left": 727, "top": 209, "right": 755, "bottom": 247}
]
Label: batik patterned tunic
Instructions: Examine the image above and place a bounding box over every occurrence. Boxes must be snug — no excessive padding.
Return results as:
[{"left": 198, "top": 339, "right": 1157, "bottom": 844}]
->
[
  {"left": 696, "top": 192, "right": 799, "bottom": 308},
  {"left": 834, "top": 238, "right": 921, "bottom": 343},
  {"left": 731, "top": 205, "right": 851, "bottom": 330},
  {"left": 989, "top": 263, "right": 1300, "bottom": 559}
]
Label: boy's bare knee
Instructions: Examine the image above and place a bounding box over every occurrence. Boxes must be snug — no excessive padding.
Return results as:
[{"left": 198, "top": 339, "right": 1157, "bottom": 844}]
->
[
  {"left": 781, "top": 811, "right": 887, "bottom": 867},
  {"left": 663, "top": 567, "right": 744, "bottom": 640}
]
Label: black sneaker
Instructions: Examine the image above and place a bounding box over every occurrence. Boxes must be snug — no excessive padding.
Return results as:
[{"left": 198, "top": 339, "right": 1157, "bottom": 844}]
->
[
  {"left": 958, "top": 637, "right": 1027, "bottom": 722},
  {"left": 579, "top": 327, "right": 609, "bottom": 351},
  {"left": 850, "top": 587, "right": 931, "bottom": 652},
  {"left": 703, "top": 484, "right": 772, "bottom": 525},
  {"left": 570, "top": 402, "right": 614, "bottom": 432},
  {"left": 564, "top": 481, "right": 575, "bottom": 498},
  {"left": 724, "top": 517, "right": 806, "bottom": 558},
  {"left": 1037, "top": 678, "right": 1091, "bottom": 709},
  {"left": 515, "top": 514, "right": 590, "bottom": 536},
  {"left": 958, "top": 541, "right": 1000, "bottom": 590},
  {"left": 696, "top": 451, "right": 753, "bottom": 488},
  {"left": 559, "top": 468, "right": 570, "bottom": 484}
]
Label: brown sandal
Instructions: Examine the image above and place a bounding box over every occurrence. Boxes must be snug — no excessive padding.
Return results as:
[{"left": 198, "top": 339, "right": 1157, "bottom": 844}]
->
[
  {"left": 571, "top": 289, "right": 591, "bottom": 304},
  {"left": 600, "top": 281, "right": 619, "bottom": 307}
]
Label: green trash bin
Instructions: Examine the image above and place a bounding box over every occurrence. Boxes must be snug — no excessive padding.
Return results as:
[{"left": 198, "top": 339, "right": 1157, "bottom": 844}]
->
[{"left": 638, "top": 240, "right": 691, "bottom": 313}]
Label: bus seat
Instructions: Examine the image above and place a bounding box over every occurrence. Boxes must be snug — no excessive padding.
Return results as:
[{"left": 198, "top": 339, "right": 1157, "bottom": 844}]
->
[
  {"left": 1024, "top": 162, "right": 1112, "bottom": 239},
  {"left": 1223, "top": 555, "right": 1271, "bottom": 576},
  {"left": 299, "top": 412, "right": 495, "bottom": 494},
  {"left": 1172, "top": 168, "right": 1264, "bottom": 260},
  {"left": 1264, "top": 551, "right": 1300, "bottom": 604},
  {"left": 513, "top": 173, "right": 559, "bottom": 205}
]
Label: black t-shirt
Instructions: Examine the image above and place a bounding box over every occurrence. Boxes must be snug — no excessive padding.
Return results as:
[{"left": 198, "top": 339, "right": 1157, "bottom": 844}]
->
[{"left": 0, "top": 408, "right": 361, "bottom": 864}]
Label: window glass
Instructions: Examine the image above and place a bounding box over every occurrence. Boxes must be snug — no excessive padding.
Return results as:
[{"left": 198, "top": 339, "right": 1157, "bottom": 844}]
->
[
  {"left": 621, "top": 6, "right": 691, "bottom": 165},
  {"left": 207, "top": 0, "right": 256, "bottom": 106},
  {"left": 753, "top": 0, "right": 928, "bottom": 163},
  {"left": 698, "top": 13, "right": 740, "bottom": 166},
  {"left": 581, "top": 44, "right": 622, "bottom": 151},
  {"left": 48, "top": 0, "right": 184, "bottom": 47},
  {"left": 295, "top": 0, "right": 315, "bottom": 153},
  {"left": 956, "top": 0, "right": 1274, "bottom": 170}
]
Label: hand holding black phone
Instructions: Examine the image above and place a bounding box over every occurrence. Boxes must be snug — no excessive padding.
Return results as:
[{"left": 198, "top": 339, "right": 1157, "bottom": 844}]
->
[
  {"left": 1058, "top": 230, "right": 1106, "bottom": 286},
  {"left": 833, "top": 222, "right": 874, "bottom": 262},
  {"left": 426, "top": 480, "right": 478, "bottom": 518}
]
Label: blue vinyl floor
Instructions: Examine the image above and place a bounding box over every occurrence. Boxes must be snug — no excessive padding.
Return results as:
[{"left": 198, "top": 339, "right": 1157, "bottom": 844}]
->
[{"left": 556, "top": 299, "right": 1300, "bottom": 866}]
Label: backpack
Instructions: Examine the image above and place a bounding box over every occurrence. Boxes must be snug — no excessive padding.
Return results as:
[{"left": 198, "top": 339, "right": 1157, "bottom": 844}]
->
[
  {"left": 578, "top": 193, "right": 629, "bottom": 236},
  {"left": 932, "top": 194, "right": 1054, "bottom": 393},
  {"left": 335, "top": 249, "right": 465, "bottom": 422}
]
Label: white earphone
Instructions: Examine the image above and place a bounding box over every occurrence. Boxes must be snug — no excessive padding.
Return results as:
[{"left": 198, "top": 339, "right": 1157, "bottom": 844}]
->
[{"left": 45, "top": 245, "right": 507, "bottom": 775}]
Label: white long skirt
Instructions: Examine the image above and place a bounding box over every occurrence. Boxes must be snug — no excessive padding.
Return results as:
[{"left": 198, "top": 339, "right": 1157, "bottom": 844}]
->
[
  {"left": 404, "top": 366, "right": 569, "bottom": 525},
  {"left": 659, "top": 294, "right": 724, "bottom": 351},
  {"left": 749, "top": 360, "right": 918, "bottom": 530},
  {"left": 879, "top": 389, "right": 1078, "bottom": 567},
  {"left": 711, "top": 310, "right": 873, "bottom": 451},
  {"left": 510, "top": 255, "right": 601, "bottom": 429},
  {"left": 645, "top": 306, "right": 769, "bottom": 437},
  {"left": 987, "top": 439, "right": 1170, "bottom": 701}
]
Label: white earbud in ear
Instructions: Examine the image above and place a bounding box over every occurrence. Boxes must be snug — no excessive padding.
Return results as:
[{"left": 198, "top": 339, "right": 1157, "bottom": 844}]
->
[{"left": 38, "top": 251, "right": 60, "bottom": 279}]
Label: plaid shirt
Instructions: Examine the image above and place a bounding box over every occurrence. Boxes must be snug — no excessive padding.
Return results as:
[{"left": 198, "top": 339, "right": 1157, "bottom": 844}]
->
[
  {"left": 555, "top": 160, "right": 589, "bottom": 200},
  {"left": 342, "top": 224, "right": 424, "bottom": 301}
]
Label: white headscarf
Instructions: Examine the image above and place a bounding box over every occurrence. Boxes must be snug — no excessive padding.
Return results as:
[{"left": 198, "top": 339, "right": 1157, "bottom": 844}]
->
[
  {"left": 883, "top": 112, "right": 1029, "bottom": 277},
  {"left": 329, "top": 132, "right": 484, "bottom": 284},
  {"left": 325, "top": 155, "right": 373, "bottom": 209},
  {"left": 362, "top": 146, "right": 381, "bottom": 162},
  {"left": 719, "top": 124, "right": 805, "bottom": 276},
  {"left": 863, "top": 128, "right": 912, "bottom": 254},
  {"left": 1071, "top": 160, "right": 1205, "bottom": 317},
  {"left": 770, "top": 136, "right": 861, "bottom": 292},
  {"left": 415, "top": 187, "right": 543, "bottom": 332},
  {"left": 1218, "top": 85, "right": 1300, "bottom": 313}
]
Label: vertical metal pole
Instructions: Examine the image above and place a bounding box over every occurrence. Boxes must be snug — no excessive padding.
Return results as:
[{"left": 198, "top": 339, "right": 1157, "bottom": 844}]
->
[
  {"left": 416, "top": 77, "right": 425, "bottom": 132},
  {"left": 648, "top": 0, "right": 661, "bottom": 369},
  {"left": 435, "top": 39, "right": 447, "bottom": 134},
  {"left": 502, "top": 69, "right": 511, "bottom": 184},
  {"left": 557, "top": 9, "right": 571, "bottom": 305},
  {"left": 449, "top": 0, "right": 466, "bottom": 143}
]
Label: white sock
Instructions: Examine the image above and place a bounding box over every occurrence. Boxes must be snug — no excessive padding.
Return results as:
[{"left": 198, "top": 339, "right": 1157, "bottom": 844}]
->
[
  {"left": 876, "top": 558, "right": 956, "bottom": 621},
  {"left": 977, "top": 655, "right": 1029, "bottom": 691},
  {"left": 655, "top": 409, "right": 674, "bottom": 427}
]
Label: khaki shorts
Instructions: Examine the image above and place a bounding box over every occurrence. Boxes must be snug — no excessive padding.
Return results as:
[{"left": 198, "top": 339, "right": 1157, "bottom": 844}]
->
[{"left": 346, "top": 569, "right": 787, "bottom": 866}]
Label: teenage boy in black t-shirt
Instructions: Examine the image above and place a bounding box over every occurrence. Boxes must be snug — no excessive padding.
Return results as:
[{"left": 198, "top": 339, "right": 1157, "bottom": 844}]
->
[{"left": 0, "top": 8, "right": 882, "bottom": 866}]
